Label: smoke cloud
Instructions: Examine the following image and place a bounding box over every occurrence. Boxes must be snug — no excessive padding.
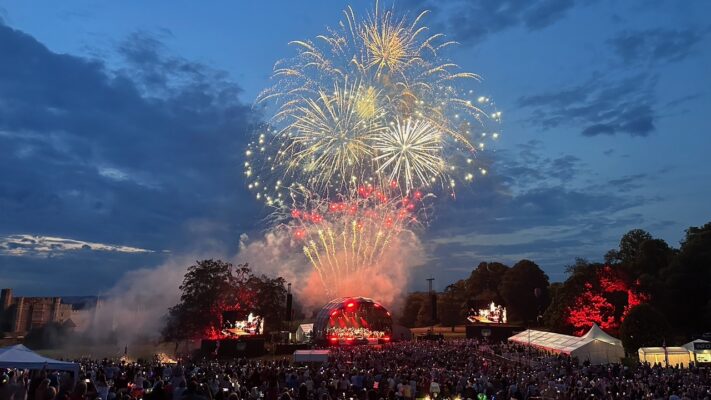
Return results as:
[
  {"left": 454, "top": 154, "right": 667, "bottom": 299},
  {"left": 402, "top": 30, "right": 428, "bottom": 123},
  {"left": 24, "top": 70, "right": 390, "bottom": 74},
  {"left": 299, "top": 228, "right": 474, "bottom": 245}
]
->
[
  {"left": 76, "top": 254, "right": 216, "bottom": 346},
  {"left": 237, "top": 229, "right": 425, "bottom": 313},
  {"left": 75, "top": 228, "right": 423, "bottom": 346}
]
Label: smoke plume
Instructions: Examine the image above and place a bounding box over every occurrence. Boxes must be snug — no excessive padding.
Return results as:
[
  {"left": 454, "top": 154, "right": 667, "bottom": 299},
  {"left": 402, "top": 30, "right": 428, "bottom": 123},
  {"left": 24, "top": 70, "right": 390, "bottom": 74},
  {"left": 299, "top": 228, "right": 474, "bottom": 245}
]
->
[{"left": 237, "top": 229, "right": 425, "bottom": 312}]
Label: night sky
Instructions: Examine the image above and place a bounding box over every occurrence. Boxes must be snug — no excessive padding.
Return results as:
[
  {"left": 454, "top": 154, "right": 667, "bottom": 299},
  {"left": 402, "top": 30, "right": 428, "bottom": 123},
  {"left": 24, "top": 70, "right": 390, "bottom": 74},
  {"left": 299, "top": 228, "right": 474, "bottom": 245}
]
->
[{"left": 1, "top": 1, "right": 709, "bottom": 295}]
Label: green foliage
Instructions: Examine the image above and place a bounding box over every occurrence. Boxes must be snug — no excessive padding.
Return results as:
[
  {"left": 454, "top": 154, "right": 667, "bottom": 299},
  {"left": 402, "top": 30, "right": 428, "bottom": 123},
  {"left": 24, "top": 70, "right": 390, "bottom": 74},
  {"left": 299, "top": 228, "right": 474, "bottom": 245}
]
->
[
  {"left": 619, "top": 304, "right": 671, "bottom": 353},
  {"left": 162, "top": 259, "right": 287, "bottom": 342},
  {"left": 606, "top": 229, "right": 653, "bottom": 265},
  {"left": 465, "top": 262, "right": 509, "bottom": 308},
  {"left": 498, "top": 259, "right": 550, "bottom": 325},
  {"left": 399, "top": 292, "right": 427, "bottom": 327},
  {"left": 656, "top": 222, "right": 711, "bottom": 335},
  {"left": 438, "top": 281, "right": 468, "bottom": 328}
]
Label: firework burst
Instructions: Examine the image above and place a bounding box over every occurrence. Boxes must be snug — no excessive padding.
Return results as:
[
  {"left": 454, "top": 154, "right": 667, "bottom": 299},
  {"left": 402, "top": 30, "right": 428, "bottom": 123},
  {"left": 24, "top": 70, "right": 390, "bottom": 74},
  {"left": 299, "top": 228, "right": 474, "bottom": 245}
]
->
[
  {"left": 246, "top": 1, "right": 502, "bottom": 294},
  {"left": 373, "top": 118, "right": 445, "bottom": 191},
  {"left": 252, "top": 1, "right": 500, "bottom": 196},
  {"left": 278, "top": 185, "right": 427, "bottom": 296}
]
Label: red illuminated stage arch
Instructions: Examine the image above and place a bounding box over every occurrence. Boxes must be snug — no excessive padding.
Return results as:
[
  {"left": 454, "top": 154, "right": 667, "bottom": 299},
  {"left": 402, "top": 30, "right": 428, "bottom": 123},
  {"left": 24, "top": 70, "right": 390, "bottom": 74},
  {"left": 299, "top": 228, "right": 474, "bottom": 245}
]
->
[{"left": 313, "top": 297, "right": 392, "bottom": 345}]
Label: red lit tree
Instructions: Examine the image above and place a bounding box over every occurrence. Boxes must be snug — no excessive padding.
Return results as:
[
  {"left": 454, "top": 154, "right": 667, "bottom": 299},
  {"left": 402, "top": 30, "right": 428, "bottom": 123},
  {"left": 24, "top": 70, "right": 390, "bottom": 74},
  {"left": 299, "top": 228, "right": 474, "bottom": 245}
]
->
[
  {"left": 162, "top": 260, "right": 286, "bottom": 342},
  {"left": 564, "top": 265, "right": 648, "bottom": 335}
]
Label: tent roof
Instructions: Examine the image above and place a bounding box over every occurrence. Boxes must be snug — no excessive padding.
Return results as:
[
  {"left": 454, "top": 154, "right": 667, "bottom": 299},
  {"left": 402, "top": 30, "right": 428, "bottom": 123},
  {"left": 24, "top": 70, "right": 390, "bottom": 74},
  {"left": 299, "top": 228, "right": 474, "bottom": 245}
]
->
[
  {"left": 638, "top": 347, "right": 691, "bottom": 355},
  {"left": 582, "top": 323, "right": 622, "bottom": 346},
  {"left": 0, "top": 345, "right": 79, "bottom": 373},
  {"left": 298, "top": 323, "right": 313, "bottom": 334},
  {"left": 508, "top": 325, "right": 623, "bottom": 355},
  {"left": 509, "top": 329, "right": 592, "bottom": 354},
  {"left": 682, "top": 339, "right": 710, "bottom": 351}
]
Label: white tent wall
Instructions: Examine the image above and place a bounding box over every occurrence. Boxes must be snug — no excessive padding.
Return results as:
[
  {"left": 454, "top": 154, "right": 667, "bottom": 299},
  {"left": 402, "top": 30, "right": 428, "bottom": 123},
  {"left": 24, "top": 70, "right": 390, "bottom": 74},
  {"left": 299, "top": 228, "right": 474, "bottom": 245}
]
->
[
  {"left": 295, "top": 323, "right": 313, "bottom": 343},
  {"left": 638, "top": 347, "right": 693, "bottom": 368},
  {"left": 572, "top": 340, "right": 625, "bottom": 365},
  {"left": 507, "top": 325, "right": 625, "bottom": 365}
]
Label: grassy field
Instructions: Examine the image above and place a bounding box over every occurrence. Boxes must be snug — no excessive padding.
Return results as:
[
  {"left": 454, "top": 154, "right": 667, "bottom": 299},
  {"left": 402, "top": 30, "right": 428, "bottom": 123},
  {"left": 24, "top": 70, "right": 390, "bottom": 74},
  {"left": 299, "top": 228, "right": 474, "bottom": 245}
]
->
[{"left": 36, "top": 342, "right": 187, "bottom": 361}]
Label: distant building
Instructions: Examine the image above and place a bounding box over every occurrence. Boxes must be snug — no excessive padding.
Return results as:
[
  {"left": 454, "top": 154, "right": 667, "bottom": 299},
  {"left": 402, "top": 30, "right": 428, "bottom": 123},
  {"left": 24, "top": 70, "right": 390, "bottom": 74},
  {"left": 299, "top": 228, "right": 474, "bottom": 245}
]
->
[{"left": 0, "top": 288, "right": 75, "bottom": 335}]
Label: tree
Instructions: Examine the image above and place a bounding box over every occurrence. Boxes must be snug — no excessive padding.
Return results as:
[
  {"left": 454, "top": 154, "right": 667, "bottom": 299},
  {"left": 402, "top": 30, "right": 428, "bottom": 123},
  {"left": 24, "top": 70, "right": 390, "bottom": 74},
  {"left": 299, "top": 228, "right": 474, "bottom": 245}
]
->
[
  {"left": 619, "top": 304, "right": 671, "bottom": 354},
  {"left": 498, "top": 260, "right": 549, "bottom": 325},
  {"left": 544, "top": 259, "right": 600, "bottom": 334},
  {"left": 248, "top": 274, "right": 287, "bottom": 332},
  {"left": 465, "top": 262, "right": 509, "bottom": 307},
  {"left": 658, "top": 221, "right": 711, "bottom": 335},
  {"left": 605, "top": 229, "right": 653, "bottom": 265},
  {"left": 399, "top": 292, "right": 427, "bottom": 328},
  {"left": 438, "top": 282, "right": 468, "bottom": 330},
  {"left": 162, "top": 259, "right": 287, "bottom": 342}
]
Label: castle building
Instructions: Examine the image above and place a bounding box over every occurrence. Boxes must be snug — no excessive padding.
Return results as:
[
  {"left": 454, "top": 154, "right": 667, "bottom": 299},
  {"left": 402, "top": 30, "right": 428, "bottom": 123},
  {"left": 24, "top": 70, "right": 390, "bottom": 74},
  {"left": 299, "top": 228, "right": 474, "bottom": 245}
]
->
[{"left": 0, "top": 288, "right": 74, "bottom": 335}]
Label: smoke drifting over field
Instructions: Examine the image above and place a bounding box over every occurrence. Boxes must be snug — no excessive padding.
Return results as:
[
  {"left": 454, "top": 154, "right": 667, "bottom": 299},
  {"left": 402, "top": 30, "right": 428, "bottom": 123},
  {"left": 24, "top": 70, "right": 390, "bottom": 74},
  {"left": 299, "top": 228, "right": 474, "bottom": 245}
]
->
[{"left": 237, "top": 230, "right": 425, "bottom": 311}]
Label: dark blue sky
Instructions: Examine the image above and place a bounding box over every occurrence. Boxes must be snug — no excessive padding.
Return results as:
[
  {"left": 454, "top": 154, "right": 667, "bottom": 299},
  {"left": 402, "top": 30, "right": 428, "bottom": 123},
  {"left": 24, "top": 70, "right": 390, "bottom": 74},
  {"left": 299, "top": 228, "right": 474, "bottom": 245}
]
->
[{"left": 1, "top": 0, "right": 709, "bottom": 295}]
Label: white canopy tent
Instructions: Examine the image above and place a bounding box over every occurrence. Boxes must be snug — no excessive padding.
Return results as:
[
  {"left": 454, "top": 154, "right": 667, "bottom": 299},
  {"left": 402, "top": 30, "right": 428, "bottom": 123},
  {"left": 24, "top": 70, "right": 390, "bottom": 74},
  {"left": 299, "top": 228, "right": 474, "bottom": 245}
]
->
[
  {"left": 638, "top": 347, "right": 692, "bottom": 368},
  {"left": 508, "top": 324, "right": 624, "bottom": 365},
  {"left": 683, "top": 339, "right": 711, "bottom": 364},
  {"left": 295, "top": 323, "right": 313, "bottom": 343},
  {"left": 0, "top": 345, "right": 79, "bottom": 379},
  {"left": 582, "top": 323, "right": 623, "bottom": 347}
]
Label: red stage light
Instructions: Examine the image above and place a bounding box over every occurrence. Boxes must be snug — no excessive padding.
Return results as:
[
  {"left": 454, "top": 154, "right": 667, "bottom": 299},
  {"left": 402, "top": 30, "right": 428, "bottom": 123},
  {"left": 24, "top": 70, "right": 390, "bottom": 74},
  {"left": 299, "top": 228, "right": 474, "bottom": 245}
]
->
[
  {"left": 330, "top": 310, "right": 338, "bottom": 316},
  {"left": 329, "top": 337, "right": 338, "bottom": 343},
  {"left": 383, "top": 336, "right": 390, "bottom": 342},
  {"left": 374, "top": 303, "right": 381, "bottom": 308},
  {"left": 346, "top": 302, "right": 355, "bottom": 308}
]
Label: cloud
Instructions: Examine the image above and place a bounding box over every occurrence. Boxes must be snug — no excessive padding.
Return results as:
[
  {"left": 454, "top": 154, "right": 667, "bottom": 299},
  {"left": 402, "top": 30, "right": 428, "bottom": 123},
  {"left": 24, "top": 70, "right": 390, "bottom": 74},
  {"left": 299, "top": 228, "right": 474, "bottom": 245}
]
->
[
  {"left": 609, "top": 28, "right": 706, "bottom": 65},
  {"left": 0, "top": 20, "right": 261, "bottom": 292},
  {"left": 0, "top": 234, "right": 159, "bottom": 257},
  {"left": 404, "top": 0, "right": 591, "bottom": 45},
  {"left": 423, "top": 142, "right": 655, "bottom": 280},
  {"left": 518, "top": 74, "right": 657, "bottom": 137}
]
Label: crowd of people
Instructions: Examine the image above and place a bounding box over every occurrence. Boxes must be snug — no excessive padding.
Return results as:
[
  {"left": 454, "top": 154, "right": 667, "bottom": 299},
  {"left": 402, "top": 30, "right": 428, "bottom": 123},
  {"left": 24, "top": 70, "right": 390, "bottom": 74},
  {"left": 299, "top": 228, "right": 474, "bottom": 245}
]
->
[{"left": 1, "top": 339, "right": 710, "bottom": 400}]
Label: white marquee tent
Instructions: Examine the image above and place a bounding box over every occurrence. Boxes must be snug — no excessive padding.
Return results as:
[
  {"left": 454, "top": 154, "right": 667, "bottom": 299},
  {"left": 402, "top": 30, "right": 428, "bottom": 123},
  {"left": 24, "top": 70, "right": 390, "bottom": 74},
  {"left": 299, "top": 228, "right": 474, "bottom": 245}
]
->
[
  {"left": 638, "top": 347, "right": 692, "bottom": 367},
  {"left": 684, "top": 339, "right": 711, "bottom": 364},
  {"left": 508, "top": 323, "right": 625, "bottom": 365},
  {"left": 295, "top": 323, "right": 313, "bottom": 343},
  {"left": 0, "top": 345, "right": 79, "bottom": 379}
]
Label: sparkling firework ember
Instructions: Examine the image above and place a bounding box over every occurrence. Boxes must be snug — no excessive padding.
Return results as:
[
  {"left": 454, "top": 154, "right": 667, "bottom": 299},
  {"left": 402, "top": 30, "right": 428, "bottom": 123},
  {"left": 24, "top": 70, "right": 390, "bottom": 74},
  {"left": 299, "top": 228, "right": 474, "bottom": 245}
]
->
[
  {"left": 246, "top": 1, "right": 500, "bottom": 294},
  {"left": 280, "top": 185, "right": 426, "bottom": 296},
  {"left": 250, "top": 0, "right": 500, "bottom": 198}
]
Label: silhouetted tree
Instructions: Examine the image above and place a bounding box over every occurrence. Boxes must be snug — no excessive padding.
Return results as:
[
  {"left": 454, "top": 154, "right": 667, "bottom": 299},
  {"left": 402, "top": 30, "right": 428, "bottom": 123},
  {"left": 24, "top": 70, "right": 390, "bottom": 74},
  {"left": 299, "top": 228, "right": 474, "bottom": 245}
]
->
[
  {"left": 620, "top": 304, "right": 671, "bottom": 354},
  {"left": 399, "top": 292, "right": 427, "bottom": 328},
  {"left": 499, "top": 259, "right": 549, "bottom": 325},
  {"left": 438, "top": 282, "right": 468, "bottom": 330},
  {"left": 162, "top": 259, "right": 287, "bottom": 342},
  {"left": 605, "top": 229, "right": 653, "bottom": 265},
  {"left": 658, "top": 221, "right": 711, "bottom": 336},
  {"left": 465, "top": 262, "right": 509, "bottom": 308}
]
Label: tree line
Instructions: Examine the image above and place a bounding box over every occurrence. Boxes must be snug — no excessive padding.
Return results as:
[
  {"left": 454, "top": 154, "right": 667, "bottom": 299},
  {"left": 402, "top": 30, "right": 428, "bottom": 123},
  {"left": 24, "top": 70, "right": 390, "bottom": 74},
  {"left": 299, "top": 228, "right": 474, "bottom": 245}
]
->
[{"left": 401, "top": 221, "right": 711, "bottom": 352}]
